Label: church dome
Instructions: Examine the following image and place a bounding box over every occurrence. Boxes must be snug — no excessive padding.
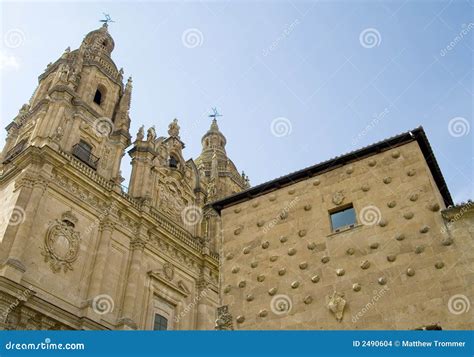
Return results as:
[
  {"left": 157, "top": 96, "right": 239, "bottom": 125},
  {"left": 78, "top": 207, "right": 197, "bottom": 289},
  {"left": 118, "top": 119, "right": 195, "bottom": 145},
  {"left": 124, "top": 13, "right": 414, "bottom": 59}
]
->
[{"left": 81, "top": 23, "right": 115, "bottom": 56}]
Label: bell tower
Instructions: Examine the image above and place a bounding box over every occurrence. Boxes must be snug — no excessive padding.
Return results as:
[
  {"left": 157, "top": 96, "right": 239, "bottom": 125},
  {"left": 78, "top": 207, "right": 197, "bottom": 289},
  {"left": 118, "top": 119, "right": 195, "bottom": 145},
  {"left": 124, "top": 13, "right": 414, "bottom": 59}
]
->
[{"left": 1, "top": 23, "right": 131, "bottom": 183}]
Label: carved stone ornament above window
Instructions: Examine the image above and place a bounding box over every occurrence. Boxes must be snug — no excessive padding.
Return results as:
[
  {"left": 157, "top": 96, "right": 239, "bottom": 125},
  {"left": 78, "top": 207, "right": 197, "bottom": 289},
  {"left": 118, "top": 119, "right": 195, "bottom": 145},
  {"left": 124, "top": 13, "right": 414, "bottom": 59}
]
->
[
  {"left": 332, "top": 191, "right": 345, "bottom": 206},
  {"left": 42, "top": 219, "right": 81, "bottom": 273}
]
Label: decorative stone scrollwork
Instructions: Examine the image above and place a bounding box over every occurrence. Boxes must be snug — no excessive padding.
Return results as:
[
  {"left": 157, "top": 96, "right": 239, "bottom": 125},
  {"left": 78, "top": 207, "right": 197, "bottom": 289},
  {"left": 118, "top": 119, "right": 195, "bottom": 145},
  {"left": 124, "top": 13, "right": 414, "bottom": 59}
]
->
[
  {"left": 327, "top": 291, "right": 346, "bottom": 322},
  {"left": 42, "top": 216, "right": 81, "bottom": 273}
]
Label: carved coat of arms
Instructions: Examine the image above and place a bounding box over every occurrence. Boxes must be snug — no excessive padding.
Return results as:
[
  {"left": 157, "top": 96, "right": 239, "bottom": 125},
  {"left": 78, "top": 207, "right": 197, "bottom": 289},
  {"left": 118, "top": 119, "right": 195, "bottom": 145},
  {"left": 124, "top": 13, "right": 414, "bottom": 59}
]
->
[
  {"left": 42, "top": 220, "right": 80, "bottom": 273},
  {"left": 332, "top": 191, "right": 345, "bottom": 205}
]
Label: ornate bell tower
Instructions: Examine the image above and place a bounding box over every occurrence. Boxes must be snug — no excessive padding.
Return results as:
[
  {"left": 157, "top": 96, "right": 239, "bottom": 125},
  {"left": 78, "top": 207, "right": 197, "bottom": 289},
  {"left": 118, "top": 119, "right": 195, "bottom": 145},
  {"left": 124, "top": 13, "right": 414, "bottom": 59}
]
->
[{"left": 1, "top": 23, "right": 131, "bottom": 183}]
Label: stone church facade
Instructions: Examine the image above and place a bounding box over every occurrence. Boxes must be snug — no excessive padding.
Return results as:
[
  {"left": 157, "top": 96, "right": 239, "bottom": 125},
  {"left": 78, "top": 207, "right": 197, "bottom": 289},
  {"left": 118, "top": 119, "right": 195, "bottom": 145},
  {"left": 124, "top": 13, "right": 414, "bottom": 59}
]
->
[
  {"left": 0, "top": 24, "right": 472, "bottom": 331},
  {"left": 0, "top": 24, "right": 248, "bottom": 330}
]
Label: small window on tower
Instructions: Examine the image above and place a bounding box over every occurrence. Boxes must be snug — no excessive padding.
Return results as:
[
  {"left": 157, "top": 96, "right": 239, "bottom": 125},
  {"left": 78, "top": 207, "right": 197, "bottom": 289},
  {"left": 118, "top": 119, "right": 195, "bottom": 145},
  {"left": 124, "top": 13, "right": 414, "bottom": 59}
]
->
[
  {"left": 93, "top": 89, "right": 102, "bottom": 105},
  {"left": 169, "top": 156, "right": 178, "bottom": 169}
]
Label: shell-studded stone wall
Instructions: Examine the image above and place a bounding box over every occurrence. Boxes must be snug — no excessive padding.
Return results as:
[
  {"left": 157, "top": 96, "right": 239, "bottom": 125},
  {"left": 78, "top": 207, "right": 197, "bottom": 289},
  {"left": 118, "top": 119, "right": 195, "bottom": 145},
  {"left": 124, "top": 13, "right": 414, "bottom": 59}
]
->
[{"left": 220, "top": 142, "right": 473, "bottom": 329}]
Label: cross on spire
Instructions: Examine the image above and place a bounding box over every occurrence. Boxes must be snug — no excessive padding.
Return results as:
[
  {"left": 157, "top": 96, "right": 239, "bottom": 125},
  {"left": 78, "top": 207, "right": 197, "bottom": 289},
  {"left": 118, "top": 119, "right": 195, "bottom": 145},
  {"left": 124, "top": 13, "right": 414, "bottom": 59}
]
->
[
  {"left": 208, "top": 107, "right": 223, "bottom": 120},
  {"left": 99, "top": 13, "right": 115, "bottom": 26}
]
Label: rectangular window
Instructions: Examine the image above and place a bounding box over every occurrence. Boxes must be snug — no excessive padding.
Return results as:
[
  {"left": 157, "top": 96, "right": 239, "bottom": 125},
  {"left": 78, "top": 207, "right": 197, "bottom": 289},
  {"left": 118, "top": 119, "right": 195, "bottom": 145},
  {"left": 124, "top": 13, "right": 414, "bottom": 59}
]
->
[
  {"left": 153, "top": 314, "right": 168, "bottom": 330},
  {"left": 330, "top": 205, "right": 356, "bottom": 231}
]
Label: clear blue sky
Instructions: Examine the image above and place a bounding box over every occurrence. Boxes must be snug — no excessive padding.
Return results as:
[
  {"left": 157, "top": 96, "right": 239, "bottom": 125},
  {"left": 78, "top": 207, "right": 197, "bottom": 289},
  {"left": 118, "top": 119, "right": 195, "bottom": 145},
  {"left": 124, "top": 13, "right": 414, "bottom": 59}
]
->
[{"left": 1, "top": 0, "right": 472, "bottom": 203}]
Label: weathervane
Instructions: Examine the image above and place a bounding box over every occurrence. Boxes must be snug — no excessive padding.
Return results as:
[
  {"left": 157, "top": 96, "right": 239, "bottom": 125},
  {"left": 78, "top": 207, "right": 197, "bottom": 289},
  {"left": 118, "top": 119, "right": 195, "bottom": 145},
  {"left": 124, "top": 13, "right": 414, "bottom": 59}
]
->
[
  {"left": 99, "top": 13, "right": 115, "bottom": 25},
  {"left": 209, "top": 107, "right": 223, "bottom": 119}
]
